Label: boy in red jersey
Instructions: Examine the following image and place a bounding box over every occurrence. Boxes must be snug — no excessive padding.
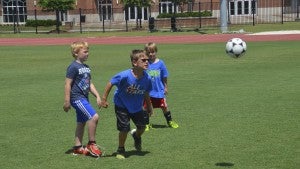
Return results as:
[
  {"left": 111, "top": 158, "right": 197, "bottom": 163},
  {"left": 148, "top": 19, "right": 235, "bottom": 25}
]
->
[{"left": 144, "top": 42, "right": 179, "bottom": 131}]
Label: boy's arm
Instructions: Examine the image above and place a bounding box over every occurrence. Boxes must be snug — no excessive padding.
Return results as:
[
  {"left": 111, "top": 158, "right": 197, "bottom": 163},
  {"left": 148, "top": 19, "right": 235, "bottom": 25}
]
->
[
  {"left": 163, "top": 77, "right": 168, "bottom": 95},
  {"left": 100, "top": 82, "right": 113, "bottom": 108},
  {"left": 90, "top": 82, "right": 102, "bottom": 109},
  {"left": 144, "top": 92, "right": 154, "bottom": 116},
  {"left": 63, "top": 78, "right": 72, "bottom": 112}
]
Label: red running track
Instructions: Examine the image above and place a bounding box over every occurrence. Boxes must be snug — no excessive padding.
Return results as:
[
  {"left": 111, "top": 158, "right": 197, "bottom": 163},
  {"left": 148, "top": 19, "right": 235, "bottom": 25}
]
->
[{"left": 0, "top": 33, "right": 300, "bottom": 46}]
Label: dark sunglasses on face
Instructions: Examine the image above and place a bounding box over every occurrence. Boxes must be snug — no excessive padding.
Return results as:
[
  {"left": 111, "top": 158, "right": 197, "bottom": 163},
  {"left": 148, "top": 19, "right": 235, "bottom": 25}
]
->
[{"left": 141, "top": 59, "right": 149, "bottom": 62}]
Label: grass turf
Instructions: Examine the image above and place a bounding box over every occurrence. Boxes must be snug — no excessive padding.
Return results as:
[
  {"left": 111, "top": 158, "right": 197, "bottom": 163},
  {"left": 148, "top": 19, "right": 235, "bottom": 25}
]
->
[{"left": 0, "top": 41, "right": 299, "bottom": 169}]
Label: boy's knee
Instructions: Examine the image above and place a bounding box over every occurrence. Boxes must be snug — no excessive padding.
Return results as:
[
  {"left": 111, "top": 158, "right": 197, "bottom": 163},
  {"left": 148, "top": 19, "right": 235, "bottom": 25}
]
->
[
  {"left": 92, "top": 113, "right": 99, "bottom": 121},
  {"left": 136, "top": 125, "right": 146, "bottom": 130}
]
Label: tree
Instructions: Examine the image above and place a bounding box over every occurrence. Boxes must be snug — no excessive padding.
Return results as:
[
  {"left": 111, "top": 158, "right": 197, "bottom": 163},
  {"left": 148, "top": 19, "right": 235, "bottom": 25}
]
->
[
  {"left": 119, "top": 0, "right": 153, "bottom": 7},
  {"left": 38, "top": 0, "right": 75, "bottom": 33}
]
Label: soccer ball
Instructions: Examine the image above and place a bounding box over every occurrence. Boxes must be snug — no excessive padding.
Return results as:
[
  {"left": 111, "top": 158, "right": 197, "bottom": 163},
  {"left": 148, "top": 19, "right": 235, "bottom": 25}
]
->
[{"left": 225, "top": 38, "right": 247, "bottom": 58}]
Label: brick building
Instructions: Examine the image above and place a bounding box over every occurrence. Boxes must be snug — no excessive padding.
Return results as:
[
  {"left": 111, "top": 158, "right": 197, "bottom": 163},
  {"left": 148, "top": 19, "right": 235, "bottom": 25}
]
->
[{"left": 0, "top": 0, "right": 298, "bottom": 25}]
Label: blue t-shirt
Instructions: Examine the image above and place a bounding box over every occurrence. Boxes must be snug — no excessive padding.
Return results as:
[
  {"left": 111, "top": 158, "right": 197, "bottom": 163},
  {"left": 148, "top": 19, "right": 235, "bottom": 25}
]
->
[
  {"left": 146, "top": 59, "right": 168, "bottom": 98},
  {"left": 110, "top": 69, "right": 152, "bottom": 113},
  {"left": 66, "top": 61, "right": 91, "bottom": 101}
]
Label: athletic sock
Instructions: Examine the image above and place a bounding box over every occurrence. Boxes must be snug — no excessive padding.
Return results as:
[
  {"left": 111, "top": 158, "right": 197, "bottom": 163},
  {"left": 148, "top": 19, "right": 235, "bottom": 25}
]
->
[
  {"left": 164, "top": 111, "right": 172, "bottom": 122},
  {"left": 88, "top": 141, "right": 96, "bottom": 145},
  {"left": 145, "top": 113, "right": 150, "bottom": 125},
  {"left": 117, "top": 147, "right": 125, "bottom": 152},
  {"left": 73, "top": 145, "right": 82, "bottom": 149}
]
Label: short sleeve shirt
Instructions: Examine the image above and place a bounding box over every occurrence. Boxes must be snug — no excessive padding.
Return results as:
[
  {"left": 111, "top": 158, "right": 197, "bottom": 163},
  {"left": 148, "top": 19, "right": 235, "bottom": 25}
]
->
[
  {"left": 110, "top": 69, "right": 152, "bottom": 113},
  {"left": 146, "top": 59, "right": 168, "bottom": 98},
  {"left": 66, "top": 61, "right": 91, "bottom": 101}
]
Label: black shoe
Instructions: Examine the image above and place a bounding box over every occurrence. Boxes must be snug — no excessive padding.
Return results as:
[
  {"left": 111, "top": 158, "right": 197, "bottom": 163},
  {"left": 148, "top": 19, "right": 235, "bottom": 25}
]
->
[{"left": 130, "top": 129, "right": 142, "bottom": 151}]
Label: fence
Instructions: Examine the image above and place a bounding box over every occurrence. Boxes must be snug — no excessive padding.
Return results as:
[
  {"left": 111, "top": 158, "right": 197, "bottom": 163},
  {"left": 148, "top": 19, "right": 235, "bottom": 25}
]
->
[{"left": 0, "top": 1, "right": 299, "bottom": 34}]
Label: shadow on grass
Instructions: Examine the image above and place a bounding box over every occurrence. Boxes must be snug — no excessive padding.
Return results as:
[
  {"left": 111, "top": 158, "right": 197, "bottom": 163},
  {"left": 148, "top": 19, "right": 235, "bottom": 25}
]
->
[
  {"left": 215, "top": 162, "right": 234, "bottom": 167},
  {"left": 109, "top": 150, "right": 150, "bottom": 158},
  {"left": 151, "top": 124, "right": 168, "bottom": 129},
  {"left": 65, "top": 148, "right": 73, "bottom": 154},
  {"left": 65, "top": 148, "right": 150, "bottom": 159}
]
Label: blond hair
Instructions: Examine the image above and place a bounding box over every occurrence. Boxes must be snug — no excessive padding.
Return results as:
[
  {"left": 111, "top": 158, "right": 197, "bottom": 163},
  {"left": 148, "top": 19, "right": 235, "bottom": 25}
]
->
[
  {"left": 71, "top": 41, "right": 89, "bottom": 58},
  {"left": 144, "top": 42, "right": 158, "bottom": 56}
]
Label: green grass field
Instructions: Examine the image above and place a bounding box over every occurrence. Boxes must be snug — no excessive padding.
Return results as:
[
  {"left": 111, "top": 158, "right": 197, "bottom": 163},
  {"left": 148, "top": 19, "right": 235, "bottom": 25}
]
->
[{"left": 0, "top": 41, "right": 299, "bottom": 169}]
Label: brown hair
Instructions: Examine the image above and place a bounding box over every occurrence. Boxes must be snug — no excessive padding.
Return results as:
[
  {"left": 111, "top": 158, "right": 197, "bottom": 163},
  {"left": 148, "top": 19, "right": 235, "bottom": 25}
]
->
[{"left": 130, "top": 49, "right": 146, "bottom": 62}]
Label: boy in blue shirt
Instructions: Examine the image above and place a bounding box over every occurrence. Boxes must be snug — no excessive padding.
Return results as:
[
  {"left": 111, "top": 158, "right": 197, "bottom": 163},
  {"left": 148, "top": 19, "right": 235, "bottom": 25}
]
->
[
  {"left": 101, "top": 49, "right": 153, "bottom": 159},
  {"left": 144, "top": 42, "right": 179, "bottom": 131},
  {"left": 63, "top": 41, "right": 102, "bottom": 157}
]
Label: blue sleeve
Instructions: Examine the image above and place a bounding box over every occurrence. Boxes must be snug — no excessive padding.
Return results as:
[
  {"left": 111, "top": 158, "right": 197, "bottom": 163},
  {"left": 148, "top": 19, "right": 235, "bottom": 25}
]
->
[
  {"left": 160, "top": 60, "right": 169, "bottom": 78},
  {"left": 66, "top": 64, "right": 77, "bottom": 79},
  {"left": 110, "top": 74, "right": 121, "bottom": 86},
  {"left": 110, "top": 71, "right": 127, "bottom": 87}
]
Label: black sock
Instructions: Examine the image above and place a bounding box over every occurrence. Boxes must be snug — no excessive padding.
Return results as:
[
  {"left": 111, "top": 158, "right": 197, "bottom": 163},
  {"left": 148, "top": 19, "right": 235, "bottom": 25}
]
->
[
  {"left": 88, "top": 141, "right": 96, "bottom": 145},
  {"left": 164, "top": 111, "right": 172, "bottom": 122},
  {"left": 118, "top": 147, "right": 125, "bottom": 152},
  {"left": 146, "top": 113, "right": 150, "bottom": 125},
  {"left": 73, "top": 145, "right": 82, "bottom": 149}
]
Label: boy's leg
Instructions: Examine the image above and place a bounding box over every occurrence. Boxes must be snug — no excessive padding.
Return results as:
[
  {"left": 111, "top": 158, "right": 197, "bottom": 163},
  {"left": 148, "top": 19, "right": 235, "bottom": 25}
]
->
[
  {"left": 115, "top": 106, "right": 131, "bottom": 147},
  {"left": 115, "top": 106, "right": 130, "bottom": 159},
  {"left": 118, "top": 131, "right": 128, "bottom": 149},
  {"left": 86, "top": 113, "right": 102, "bottom": 157},
  {"left": 162, "top": 108, "right": 179, "bottom": 129},
  {"left": 145, "top": 113, "right": 151, "bottom": 131},
  {"left": 135, "top": 127, "right": 145, "bottom": 137},
  {"left": 72, "top": 122, "right": 89, "bottom": 155},
  {"left": 130, "top": 111, "right": 147, "bottom": 151},
  {"left": 75, "top": 122, "right": 86, "bottom": 146},
  {"left": 158, "top": 98, "right": 178, "bottom": 128},
  {"left": 117, "top": 131, "right": 128, "bottom": 159},
  {"left": 87, "top": 113, "right": 99, "bottom": 142},
  {"left": 162, "top": 109, "right": 179, "bottom": 128},
  {"left": 72, "top": 99, "right": 102, "bottom": 157}
]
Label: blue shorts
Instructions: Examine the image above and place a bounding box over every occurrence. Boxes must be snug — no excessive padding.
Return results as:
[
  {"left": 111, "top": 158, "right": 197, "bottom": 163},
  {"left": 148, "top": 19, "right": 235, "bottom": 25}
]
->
[{"left": 71, "top": 98, "right": 97, "bottom": 123}]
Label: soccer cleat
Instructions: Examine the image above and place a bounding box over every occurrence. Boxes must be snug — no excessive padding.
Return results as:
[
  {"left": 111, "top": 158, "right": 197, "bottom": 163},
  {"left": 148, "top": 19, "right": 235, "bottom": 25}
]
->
[
  {"left": 72, "top": 146, "right": 89, "bottom": 156},
  {"left": 145, "top": 124, "right": 152, "bottom": 131},
  {"left": 86, "top": 143, "right": 102, "bottom": 157},
  {"left": 131, "top": 129, "right": 142, "bottom": 151},
  {"left": 168, "top": 121, "right": 179, "bottom": 128},
  {"left": 116, "top": 147, "right": 125, "bottom": 159}
]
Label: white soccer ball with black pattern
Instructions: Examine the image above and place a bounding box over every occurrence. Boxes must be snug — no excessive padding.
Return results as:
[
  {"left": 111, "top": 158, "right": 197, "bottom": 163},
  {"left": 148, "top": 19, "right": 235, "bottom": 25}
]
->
[{"left": 225, "top": 38, "right": 247, "bottom": 58}]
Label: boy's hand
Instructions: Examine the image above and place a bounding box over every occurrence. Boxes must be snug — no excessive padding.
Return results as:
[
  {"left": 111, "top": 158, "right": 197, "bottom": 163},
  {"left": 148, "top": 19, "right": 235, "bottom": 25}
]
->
[
  {"left": 96, "top": 97, "right": 102, "bottom": 109},
  {"left": 63, "top": 102, "right": 71, "bottom": 112},
  {"left": 148, "top": 110, "right": 153, "bottom": 117},
  {"left": 100, "top": 98, "right": 109, "bottom": 108},
  {"left": 149, "top": 108, "right": 154, "bottom": 116}
]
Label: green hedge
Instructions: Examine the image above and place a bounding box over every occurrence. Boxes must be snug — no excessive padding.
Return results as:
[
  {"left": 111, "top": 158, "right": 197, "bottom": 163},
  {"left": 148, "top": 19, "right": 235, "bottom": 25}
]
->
[
  {"left": 157, "top": 11, "right": 212, "bottom": 18},
  {"left": 25, "top": 19, "right": 61, "bottom": 27}
]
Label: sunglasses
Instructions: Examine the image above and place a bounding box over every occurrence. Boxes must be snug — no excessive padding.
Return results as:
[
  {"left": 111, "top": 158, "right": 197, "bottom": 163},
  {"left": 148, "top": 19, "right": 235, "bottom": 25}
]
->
[{"left": 141, "top": 59, "right": 149, "bottom": 62}]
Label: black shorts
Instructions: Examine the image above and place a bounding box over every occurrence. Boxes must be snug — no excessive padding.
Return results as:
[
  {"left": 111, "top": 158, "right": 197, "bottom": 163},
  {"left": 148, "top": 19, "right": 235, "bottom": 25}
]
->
[{"left": 115, "top": 105, "right": 148, "bottom": 132}]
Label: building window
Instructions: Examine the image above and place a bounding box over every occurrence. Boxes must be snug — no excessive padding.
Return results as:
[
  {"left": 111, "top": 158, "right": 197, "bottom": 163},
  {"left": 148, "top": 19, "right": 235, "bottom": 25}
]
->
[
  {"left": 2, "top": 0, "right": 27, "bottom": 23},
  {"left": 125, "top": 6, "right": 148, "bottom": 21},
  {"left": 187, "top": 1, "right": 193, "bottom": 12},
  {"left": 98, "top": 0, "right": 112, "bottom": 21},
  {"left": 159, "top": 0, "right": 178, "bottom": 14},
  {"left": 229, "top": 0, "right": 256, "bottom": 15}
]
